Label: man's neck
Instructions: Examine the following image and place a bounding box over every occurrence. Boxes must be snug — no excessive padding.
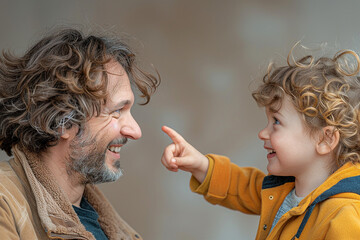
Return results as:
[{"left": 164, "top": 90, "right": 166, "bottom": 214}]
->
[{"left": 41, "top": 141, "right": 85, "bottom": 207}]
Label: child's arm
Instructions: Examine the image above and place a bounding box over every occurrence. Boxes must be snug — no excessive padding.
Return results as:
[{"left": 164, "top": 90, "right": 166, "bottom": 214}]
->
[
  {"left": 161, "top": 126, "right": 265, "bottom": 215},
  {"left": 161, "top": 126, "right": 209, "bottom": 183}
]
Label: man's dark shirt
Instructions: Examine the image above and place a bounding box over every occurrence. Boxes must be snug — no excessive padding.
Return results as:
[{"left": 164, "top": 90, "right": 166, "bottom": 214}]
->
[{"left": 73, "top": 197, "right": 109, "bottom": 240}]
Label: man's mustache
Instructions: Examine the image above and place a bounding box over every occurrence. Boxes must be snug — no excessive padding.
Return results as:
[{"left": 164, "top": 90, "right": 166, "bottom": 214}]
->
[{"left": 108, "top": 137, "right": 128, "bottom": 146}]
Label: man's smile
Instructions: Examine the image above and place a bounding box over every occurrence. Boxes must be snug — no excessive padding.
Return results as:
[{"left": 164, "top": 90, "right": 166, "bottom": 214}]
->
[{"left": 108, "top": 145, "right": 122, "bottom": 153}]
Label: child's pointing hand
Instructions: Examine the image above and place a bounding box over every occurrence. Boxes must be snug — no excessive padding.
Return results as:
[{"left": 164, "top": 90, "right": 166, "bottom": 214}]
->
[{"left": 161, "top": 126, "right": 209, "bottom": 183}]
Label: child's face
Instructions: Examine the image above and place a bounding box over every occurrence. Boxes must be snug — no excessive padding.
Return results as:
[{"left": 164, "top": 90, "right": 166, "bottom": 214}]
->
[{"left": 258, "top": 96, "right": 319, "bottom": 178}]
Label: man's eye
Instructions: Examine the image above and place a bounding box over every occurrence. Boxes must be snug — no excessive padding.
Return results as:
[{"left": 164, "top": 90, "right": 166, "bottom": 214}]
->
[{"left": 112, "top": 109, "right": 122, "bottom": 118}]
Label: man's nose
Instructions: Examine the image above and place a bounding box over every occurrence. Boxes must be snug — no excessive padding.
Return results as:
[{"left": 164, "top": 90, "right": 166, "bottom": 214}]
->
[{"left": 120, "top": 113, "right": 142, "bottom": 140}]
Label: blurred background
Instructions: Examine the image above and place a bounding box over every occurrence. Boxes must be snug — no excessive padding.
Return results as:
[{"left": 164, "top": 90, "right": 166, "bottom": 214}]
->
[{"left": 1, "top": 0, "right": 360, "bottom": 239}]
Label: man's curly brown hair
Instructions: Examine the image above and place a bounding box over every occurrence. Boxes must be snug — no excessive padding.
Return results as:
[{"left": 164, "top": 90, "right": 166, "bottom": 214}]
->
[
  {"left": 0, "top": 28, "right": 160, "bottom": 156},
  {"left": 252, "top": 48, "right": 360, "bottom": 169}
]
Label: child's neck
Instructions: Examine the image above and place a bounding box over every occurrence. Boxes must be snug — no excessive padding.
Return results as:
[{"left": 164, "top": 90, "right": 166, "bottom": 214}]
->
[
  {"left": 294, "top": 162, "right": 331, "bottom": 197},
  {"left": 294, "top": 176, "right": 327, "bottom": 197}
]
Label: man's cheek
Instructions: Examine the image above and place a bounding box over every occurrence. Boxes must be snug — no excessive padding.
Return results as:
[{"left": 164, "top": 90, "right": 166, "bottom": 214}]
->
[{"left": 109, "top": 120, "right": 120, "bottom": 132}]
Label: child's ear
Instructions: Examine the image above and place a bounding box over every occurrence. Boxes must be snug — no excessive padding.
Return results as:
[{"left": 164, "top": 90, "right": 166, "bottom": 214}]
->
[{"left": 316, "top": 126, "right": 340, "bottom": 155}]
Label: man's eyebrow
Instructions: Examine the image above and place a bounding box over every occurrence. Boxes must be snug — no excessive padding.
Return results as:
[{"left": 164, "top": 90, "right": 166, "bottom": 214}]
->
[{"left": 113, "top": 100, "right": 132, "bottom": 109}]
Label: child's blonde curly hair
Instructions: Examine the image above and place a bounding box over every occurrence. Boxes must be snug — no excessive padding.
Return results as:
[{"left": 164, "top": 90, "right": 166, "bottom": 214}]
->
[{"left": 252, "top": 48, "right": 360, "bottom": 169}]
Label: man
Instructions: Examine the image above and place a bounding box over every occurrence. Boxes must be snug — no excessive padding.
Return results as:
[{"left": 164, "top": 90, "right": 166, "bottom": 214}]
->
[{"left": 0, "top": 28, "right": 160, "bottom": 239}]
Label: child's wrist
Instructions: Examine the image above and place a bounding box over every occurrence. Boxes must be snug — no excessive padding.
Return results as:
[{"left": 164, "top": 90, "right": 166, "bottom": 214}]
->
[
  {"left": 192, "top": 155, "right": 209, "bottom": 183},
  {"left": 200, "top": 155, "right": 209, "bottom": 174}
]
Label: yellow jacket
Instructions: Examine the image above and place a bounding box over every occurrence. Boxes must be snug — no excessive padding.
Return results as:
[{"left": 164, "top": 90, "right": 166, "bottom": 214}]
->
[{"left": 190, "top": 154, "right": 360, "bottom": 239}]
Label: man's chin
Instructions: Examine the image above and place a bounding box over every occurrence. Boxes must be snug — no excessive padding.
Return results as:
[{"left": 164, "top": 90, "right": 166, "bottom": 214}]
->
[
  {"left": 95, "top": 167, "right": 123, "bottom": 184},
  {"left": 79, "top": 165, "right": 123, "bottom": 185}
]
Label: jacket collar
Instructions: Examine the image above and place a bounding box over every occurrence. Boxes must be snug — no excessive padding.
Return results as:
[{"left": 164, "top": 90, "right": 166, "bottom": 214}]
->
[
  {"left": 263, "top": 162, "right": 360, "bottom": 201},
  {"left": 263, "top": 162, "right": 360, "bottom": 239},
  {"left": 294, "top": 163, "right": 360, "bottom": 238},
  {"left": 11, "top": 145, "right": 140, "bottom": 240},
  {"left": 262, "top": 175, "right": 295, "bottom": 189}
]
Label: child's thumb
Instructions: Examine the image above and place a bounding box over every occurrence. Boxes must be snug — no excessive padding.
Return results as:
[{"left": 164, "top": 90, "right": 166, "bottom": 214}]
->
[{"left": 172, "top": 156, "right": 191, "bottom": 168}]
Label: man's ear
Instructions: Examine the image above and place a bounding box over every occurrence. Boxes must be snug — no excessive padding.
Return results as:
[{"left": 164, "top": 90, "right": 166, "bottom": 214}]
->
[
  {"left": 59, "top": 125, "right": 77, "bottom": 140},
  {"left": 316, "top": 126, "right": 340, "bottom": 155},
  {"left": 60, "top": 130, "right": 71, "bottom": 140}
]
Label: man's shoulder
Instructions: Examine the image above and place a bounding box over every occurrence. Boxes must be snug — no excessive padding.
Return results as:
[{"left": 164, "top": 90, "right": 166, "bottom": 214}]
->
[
  {"left": 0, "top": 159, "right": 17, "bottom": 178},
  {"left": 0, "top": 158, "right": 32, "bottom": 214},
  {"left": 0, "top": 159, "right": 25, "bottom": 196}
]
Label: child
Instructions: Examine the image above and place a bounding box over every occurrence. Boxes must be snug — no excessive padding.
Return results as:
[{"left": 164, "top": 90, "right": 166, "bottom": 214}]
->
[{"left": 161, "top": 49, "right": 360, "bottom": 239}]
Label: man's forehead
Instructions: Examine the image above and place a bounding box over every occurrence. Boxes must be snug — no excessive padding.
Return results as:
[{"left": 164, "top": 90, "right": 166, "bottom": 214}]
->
[
  {"left": 104, "top": 61, "right": 134, "bottom": 106},
  {"left": 105, "top": 60, "right": 126, "bottom": 75}
]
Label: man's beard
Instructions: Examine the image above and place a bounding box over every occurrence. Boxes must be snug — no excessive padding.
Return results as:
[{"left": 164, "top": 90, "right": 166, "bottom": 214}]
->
[{"left": 68, "top": 130, "right": 127, "bottom": 184}]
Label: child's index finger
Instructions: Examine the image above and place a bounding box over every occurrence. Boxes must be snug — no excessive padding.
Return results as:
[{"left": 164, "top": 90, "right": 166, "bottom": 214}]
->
[{"left": 162, "top": 125, "right": 185, "bottom": 144}]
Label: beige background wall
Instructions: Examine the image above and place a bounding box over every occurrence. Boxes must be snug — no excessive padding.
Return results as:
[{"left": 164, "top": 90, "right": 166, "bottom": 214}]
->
[{"left": 1, "top": 0, "right": 360, "bottom": 239}]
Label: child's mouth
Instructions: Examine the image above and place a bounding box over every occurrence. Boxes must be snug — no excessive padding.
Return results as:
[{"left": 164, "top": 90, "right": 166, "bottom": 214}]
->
[{"left": 267, "top": 149, "right": 276, "bottom": 158}]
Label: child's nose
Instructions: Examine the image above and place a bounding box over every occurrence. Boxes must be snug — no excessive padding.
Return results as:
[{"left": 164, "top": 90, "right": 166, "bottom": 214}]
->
[{"left": 258, "top": 127, "right": 269, "bottom": 140}]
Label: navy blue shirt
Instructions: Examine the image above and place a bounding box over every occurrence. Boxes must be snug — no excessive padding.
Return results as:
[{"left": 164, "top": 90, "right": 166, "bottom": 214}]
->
[{"left": 73, "top": 197, "right": 109, "bottom": 240}]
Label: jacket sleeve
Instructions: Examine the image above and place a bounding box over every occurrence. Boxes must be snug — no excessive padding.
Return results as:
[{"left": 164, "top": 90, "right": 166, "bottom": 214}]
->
[
  {"left": 324, "top": 204, "right": 360, "bottom": 240},
  {"left": 190, "top": 154, "right": 265, "bottom": 215},
  {"left": 0, "top": 196, "right": 21, "bottom": 240}
]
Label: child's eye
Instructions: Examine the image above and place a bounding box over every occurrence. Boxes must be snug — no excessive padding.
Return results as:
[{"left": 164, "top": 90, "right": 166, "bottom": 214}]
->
[{"left": 273, "top": 117, "right": 280, "bottom": 125}]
